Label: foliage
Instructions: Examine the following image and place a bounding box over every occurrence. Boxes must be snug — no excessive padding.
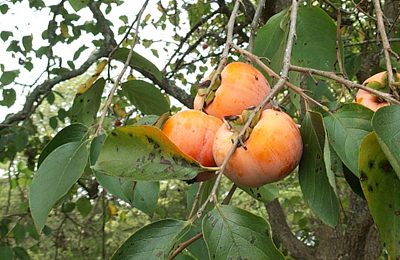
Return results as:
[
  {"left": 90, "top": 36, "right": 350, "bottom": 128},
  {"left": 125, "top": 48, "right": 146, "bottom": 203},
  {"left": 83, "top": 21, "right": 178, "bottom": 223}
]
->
[{"left": 1, "top": 0, "right": 400, "bottom": 259}]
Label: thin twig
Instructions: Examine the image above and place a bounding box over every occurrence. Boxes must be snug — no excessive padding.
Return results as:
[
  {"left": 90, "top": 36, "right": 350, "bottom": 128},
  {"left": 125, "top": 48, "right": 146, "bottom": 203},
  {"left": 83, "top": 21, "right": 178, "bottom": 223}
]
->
[
  {"left": 96, "top": 0, "right": 149, "bottom": 134},
  {"left": 187, "top": 182, "right": 204, "bottom": 219},
  {"left": 248, "top": 0, "right": 266, "bottom": 53},
  {"left": 222, "top": 184, "right": 237, "bottom": 205},
  {"left": 169, "top": 232, "right": 203, "bottom": 260},
  {"left": 233, "top": 45, "right": 330, "bottom": 112},
  {"left": 372, "top": 0, "right": 399, "bottom": 98},
  {"left": 5, "top": 159, "right": 14, "bottom": 215},
  {"left": 344, "top": 38, "right": 400, "bottom": 47},
  {"left": 198, "top": 0, "right": 241, "bottom": 111},
  {"left": 162, "top": 7, "right": 222, "bottom": 72},
  {"left": 289, "top": 65, "right": 400, "bottom": 104}
]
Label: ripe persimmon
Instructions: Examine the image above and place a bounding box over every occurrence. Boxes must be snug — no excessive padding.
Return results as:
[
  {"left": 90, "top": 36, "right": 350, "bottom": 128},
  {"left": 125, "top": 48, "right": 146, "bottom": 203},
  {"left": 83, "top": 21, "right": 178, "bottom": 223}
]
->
[
  {"left": 213, "top": 109, "right": 303, "bottom": 187},
  {"left": 162, "top": 109, "right": 222, "bottom": 182},
  {"left": 194, "top": 62, "right": 271, "bottom": 119},
  {"left": 355, "top": 71, "right": 400, "bottom": 111}
]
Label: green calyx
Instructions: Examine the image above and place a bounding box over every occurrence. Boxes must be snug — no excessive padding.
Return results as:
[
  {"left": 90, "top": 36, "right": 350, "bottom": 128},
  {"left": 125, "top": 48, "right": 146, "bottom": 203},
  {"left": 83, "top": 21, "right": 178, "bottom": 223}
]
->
[
  {"left": 223, "top": 107, "right": 263, "bottom": 148},
  {"left": 196, "top": 70, "right": 222, "bottom": 109}
]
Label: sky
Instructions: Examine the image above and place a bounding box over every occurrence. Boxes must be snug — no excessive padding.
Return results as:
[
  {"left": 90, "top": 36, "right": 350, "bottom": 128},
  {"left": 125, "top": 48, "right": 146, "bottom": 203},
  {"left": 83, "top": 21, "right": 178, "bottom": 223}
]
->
[{"left": 0, "top": 0, "right": 192, "bottom": 121}]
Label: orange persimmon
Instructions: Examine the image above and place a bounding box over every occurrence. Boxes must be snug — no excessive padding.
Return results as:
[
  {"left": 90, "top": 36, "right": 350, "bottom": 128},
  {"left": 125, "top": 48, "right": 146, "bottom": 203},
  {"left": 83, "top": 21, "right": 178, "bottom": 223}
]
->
[
  {"left": 162, "top": 109, "right": 222, "bottom": 182},
  {"left": 355, "top": 71, "right": 400, "bottom": 111},
  {"left": 194, "top": 62, "right": 271, "bottom": 119},
  {"left": 213, "top": 109, "right": 303, "bottom": 187}
]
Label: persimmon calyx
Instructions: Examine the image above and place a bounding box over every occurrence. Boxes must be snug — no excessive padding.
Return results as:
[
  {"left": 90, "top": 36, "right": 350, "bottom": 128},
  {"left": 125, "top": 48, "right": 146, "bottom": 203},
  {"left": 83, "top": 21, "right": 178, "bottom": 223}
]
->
[
  {"left": 222, "top": 107, "right": 263, "bottom": 147},
  {"left": 196, "top": 70, "right": 222, "bottom": 110}
]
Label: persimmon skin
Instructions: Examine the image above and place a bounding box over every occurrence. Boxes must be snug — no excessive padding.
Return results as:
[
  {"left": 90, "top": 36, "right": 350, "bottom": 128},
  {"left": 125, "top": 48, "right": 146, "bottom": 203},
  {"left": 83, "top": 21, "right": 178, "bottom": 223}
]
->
[
  {"left": 162, "top": 110, "right": 222, "bottom": 181},
  {"left": 355, "top": 71, "right": 400, "bottom": 111},
  {"left": 213, "top": 109, "right": 303, "bottom": 188},
  {"left": 355, "top": 89, "right": 388, "bottom": 112},
  {"left": 194, "top": 62, "right": 271, "bottom": 119}
]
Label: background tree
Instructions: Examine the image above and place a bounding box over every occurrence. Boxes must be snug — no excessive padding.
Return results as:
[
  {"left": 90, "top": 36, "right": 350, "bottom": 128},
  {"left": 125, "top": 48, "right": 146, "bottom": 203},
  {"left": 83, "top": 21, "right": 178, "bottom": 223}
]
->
[{"left": 0, "top": 0, "right": 399, "bottom": 259}]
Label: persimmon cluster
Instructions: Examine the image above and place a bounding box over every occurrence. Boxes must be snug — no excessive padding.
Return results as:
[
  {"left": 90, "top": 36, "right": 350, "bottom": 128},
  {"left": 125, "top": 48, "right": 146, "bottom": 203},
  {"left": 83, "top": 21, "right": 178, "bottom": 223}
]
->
[{"left": 162, "top": 62, "right": 303, "bottom": 187}]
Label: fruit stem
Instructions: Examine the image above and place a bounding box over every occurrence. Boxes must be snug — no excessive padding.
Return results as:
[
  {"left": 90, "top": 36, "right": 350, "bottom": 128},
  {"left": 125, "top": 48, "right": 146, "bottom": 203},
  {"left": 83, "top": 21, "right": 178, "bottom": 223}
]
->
[
  {"left": 198, "top": 0, "right": 241, "bottom": 110},
  {"left": 371, "top": 0, "right": 400, "bottom": 99}
]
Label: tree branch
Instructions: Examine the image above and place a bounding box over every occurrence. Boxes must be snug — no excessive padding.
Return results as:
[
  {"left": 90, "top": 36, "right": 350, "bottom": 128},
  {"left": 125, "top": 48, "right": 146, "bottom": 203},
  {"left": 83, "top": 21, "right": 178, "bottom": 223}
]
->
[
  {"left": 372, "top": 0, "right": 399, "bottom": 98},
  {"left": 265, "top": 199, "right": 317, "bottom": 260},
  {"left": 289, "top": 65, "right": 400, "bottom": 104},
  {"left": 0, "top": 1, "right": 117, "bottom": 131}
]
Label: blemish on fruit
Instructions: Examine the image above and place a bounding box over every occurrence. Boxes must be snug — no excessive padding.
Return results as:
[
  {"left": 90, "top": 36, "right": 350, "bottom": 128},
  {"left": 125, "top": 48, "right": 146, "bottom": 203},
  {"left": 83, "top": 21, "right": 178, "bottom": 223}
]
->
[
  {"left": 111, "top": 132, "right": 117, "bottom": 136},
  {"left": 367, "top": 185, "right": 373, "bottom": 192},
  {"left": 389, "top": 204, "right": 393, "bottom": 209},
  {"left": 255, "top": 75, "right": 258, "bottom": 81}
]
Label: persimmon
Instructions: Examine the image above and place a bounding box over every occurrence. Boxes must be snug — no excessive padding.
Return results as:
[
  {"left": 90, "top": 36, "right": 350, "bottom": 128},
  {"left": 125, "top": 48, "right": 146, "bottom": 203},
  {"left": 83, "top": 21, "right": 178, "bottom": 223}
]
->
[
  {"left": 194, "top": 62, "right": 271, "bottom": 119},
  {"left": 162, "top": 109, "right": 222, "bottom": 182},
  {"left": 355, "top": 71, "right": 400, "bottom": 111},
  {"left": 213, "top": 109, "right": 303, "bottom": 187}
]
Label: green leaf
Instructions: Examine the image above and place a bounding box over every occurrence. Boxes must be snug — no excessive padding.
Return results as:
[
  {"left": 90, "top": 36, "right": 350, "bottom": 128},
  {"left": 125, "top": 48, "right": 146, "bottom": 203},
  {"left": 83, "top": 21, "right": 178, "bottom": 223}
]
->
[
  {"left": 76, "top": 197, "right": 92, "bottom": 217},
  {"left": 22, "top": 35, "right": 32, "bottom": 52},
  {"left": 29, "top": 141, "right": 89, "bottom": 232},
  {"left": 1, "top": 70, "right": 18, "bottom": 86},
  {"left": 0, "top": 89, "right": 16, "bottom": 107},
  {"left": 0, "top": 31, "right": 13, "bottom": 41},
  {"left": 69, "top": 78, "right": 105, "bottom": 126},
  {"left": 299, "top": 111, "right": 339, "bottom": 227},
  {"left": 122, "top": 80, "right": 169, "bottom": 116},
  {"left": 253, "top": 9, "right": 288, "bottom": 82},
  {"left": 0, "top": 246, "right": 13, "bottom": 260},
  {"left": 68, "top": 0, "right": 89, "bottom": 11},
  {"left": 372, "top": 105, "right": 400, "bottom": 179},
  {"left": 49, "top": 116, "right": 58, "bottom": 130},
  {"left": 73, "top": 45, "right": 88, "bottom": 60},
  {"left": 91, "top": 135, "right": 136, "bottom": 205},
  {"left": 202, "top": 205, "right": 284, "bottom": 260},
  {"left": 359, "top": 132, "right": 400, "bottom": 259},
  {"left": 254, "top": 7, "right": 339, "bottom": 96},
  {"left": 239, "top": 183, "right": 279, "bottom": 203},
  {"left": 324, "top": 103, "right": 373, "bottom": 176},
  {"left": 186, "top": 180, "right": 216, "bottom": 216},
  {"left": 112, "top": 219, "right": 190, "bottom": 259},
  {"left": 292, "top": 7, "right": 338, "bottom": 71},
  {"left": 113, "top": 48, "right": 163, "bottom": 82},
  {"left": 0, "top": 4, "right": 9, "bottom": 14},
  {"left": 38, "top": 123, "right": 88, "bottom": 166},
  {"left": 93, "top": 125, "right": 206, "bottom": 181},
  {"left": 12, "top": 223, "right": 26, "bottom": 244},
  {"left": 133, "top": 181, "right": 159, "bottom": 216},
  {"left": 178, "top": 223, "right": 209, "bottom": 260},
  {"left": 13, "top": 247, "right": 30, "bottom": 260}
]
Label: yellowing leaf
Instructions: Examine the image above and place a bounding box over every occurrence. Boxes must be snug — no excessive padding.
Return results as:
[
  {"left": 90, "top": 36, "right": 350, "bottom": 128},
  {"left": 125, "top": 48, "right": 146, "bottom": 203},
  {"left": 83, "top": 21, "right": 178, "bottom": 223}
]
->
[
  {"left": 92, "top": 125, "right": 212, "bottom": 181},
  {"left": 113, "top": 100, "right": 127, "bottom": 118},
  {"left": 77, "top": 60, "right": 108, "bottom": 94},
  {"left": 108, "top": 201, "right": 118, "bottom": 216},
  {"left": 60, "top": 23, "right": 69, "bottom": 38}
]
